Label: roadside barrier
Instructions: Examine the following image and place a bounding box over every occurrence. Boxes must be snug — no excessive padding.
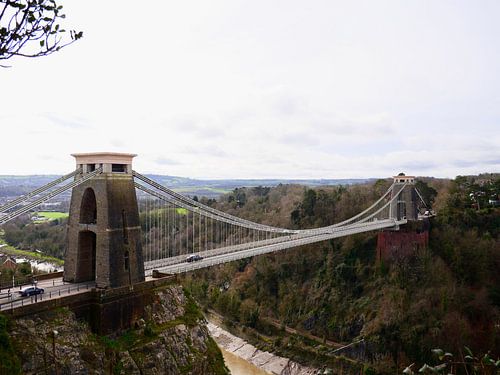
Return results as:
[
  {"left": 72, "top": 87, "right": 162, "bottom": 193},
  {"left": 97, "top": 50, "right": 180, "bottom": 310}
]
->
[{"left": 0, "top": 282, "right": 92, "bottom": 312}]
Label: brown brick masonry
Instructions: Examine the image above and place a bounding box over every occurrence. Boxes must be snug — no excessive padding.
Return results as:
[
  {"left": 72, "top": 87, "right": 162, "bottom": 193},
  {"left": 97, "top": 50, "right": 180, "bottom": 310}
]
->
[{"left": 376, "top": 230, "right": 429, "bottom": 263}]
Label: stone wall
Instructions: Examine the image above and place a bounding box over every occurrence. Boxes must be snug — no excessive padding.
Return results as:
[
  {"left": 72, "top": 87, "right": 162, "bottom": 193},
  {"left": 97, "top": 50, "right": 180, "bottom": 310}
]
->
[
  {"left": 33, "top": 271, "right": 64, "bottom": 281},
  {"left": 64, "top": 173, "right": 145, "bottom": 289}
]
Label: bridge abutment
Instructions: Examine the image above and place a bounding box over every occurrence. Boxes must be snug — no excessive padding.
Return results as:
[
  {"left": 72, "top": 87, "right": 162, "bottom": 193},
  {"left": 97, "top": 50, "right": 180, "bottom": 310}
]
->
[
  {"left": 376, "top": 220, "right": 429, "bottom": 263},
  {"left": 3, "top": 275, "right": 176, "bottom": 335}
]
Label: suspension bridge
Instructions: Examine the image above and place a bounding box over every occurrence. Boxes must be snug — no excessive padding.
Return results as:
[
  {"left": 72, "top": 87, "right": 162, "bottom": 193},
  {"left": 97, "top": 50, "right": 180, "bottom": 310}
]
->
[{"left": 0, "top": 153, "right": 425, "bottom": 289}]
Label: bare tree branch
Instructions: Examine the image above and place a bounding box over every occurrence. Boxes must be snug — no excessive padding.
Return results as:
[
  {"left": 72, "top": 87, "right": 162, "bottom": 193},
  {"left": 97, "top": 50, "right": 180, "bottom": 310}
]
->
[{"left": 0, "top": 0, "right": 82, "bottom": 66}]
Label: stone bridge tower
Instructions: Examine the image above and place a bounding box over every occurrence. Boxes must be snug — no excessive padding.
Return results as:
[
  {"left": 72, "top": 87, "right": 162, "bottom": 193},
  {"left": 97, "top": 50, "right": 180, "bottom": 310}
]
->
[
  {"left": 389, "top": 173, "right": 418, "bottom": 221},
  {"left": 378, "top": 173, "right": 428, "bottom": 263},
  {"left": 63, "top": 152, "right": 145, "bottom": 288}
]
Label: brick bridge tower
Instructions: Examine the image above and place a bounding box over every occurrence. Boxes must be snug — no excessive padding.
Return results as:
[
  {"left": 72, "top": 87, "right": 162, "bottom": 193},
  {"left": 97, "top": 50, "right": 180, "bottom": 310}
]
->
[{"left": 63, "top": 152, "right": 145, "bottom": 288}]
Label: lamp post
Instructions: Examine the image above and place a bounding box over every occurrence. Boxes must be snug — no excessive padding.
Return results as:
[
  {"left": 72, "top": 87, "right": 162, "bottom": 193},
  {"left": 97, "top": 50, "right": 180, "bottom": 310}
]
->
[{"left": 52, "top": 330, "right": 58, "bottom": 375}]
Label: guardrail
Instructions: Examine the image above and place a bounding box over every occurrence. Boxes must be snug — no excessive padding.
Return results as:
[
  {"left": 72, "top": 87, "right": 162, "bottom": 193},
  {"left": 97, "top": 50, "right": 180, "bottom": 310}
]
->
[
  {"left": 0, "top": 271, "right": 64, "bottom": 291},
  {"left": 0, "top": 276, "right": 36, "bottom": 291},
  {"left": 0, "top": 282, "right": 93, "bottom": 312}
]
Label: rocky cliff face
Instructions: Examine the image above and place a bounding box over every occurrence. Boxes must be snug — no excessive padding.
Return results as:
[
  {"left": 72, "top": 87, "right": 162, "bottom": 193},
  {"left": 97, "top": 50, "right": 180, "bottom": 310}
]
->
[{"left": 5, "top": 284, "right": 228, "bottom": 375}]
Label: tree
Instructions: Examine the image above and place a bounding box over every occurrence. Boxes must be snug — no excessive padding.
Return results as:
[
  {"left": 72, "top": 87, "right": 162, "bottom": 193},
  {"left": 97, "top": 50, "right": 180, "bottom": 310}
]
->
[
  {"left": 0, "top": 0, "right": 82, "bottom": 66},
  {"left": 302, "top": 189, "right": 316, "bottom": 217},
  {"left": 415, "top": 180, "right": 438, "bottom": 208}
]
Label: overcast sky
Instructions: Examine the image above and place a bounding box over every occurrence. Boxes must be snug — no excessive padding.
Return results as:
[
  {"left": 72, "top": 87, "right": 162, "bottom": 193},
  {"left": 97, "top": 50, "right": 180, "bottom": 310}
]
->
[{"left": 1, "top": 0, "right": 499, "bottom": 179}]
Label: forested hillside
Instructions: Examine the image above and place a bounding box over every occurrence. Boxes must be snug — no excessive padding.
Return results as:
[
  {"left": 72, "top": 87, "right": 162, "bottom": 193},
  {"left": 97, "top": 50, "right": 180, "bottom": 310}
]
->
[
  {"left": 182, "top": 175, "right": 500, "bottom": 372},
  {"left": 2, "top": 219, "right": 67, "bottom": 259},
  {"left": 2, "top": 174, "right": 499, "bottom": 372}
]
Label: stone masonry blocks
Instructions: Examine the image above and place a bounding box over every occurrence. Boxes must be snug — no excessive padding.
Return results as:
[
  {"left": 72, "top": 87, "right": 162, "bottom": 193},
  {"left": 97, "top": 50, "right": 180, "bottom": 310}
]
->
[{"left": 64, "top": 173, "right": 145, "bottom": 288}]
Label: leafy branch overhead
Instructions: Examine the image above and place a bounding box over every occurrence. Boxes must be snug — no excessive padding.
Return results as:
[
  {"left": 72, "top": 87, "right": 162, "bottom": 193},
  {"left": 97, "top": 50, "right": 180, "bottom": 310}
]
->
[{"left": 0, "top": 0, "right": 82, "bottom": 66}]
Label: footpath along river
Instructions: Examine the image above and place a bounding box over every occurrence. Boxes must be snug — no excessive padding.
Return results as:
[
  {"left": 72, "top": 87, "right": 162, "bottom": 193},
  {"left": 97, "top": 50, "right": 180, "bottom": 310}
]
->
[{"left": 208, "top": 322, "right": 317, "bottom": 375}]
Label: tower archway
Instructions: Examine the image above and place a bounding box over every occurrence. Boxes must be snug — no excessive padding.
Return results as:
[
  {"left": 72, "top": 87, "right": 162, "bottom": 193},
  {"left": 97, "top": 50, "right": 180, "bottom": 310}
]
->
[
  {"left": 76, "top": 230, "right": 96, "bottom": 281},
  {"left": 80, "top": 188, "right": 97, "bottom": 224}
]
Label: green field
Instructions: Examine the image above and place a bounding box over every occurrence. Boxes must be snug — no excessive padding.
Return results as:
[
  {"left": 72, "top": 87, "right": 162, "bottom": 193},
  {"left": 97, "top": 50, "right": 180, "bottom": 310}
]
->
[
  {"left": 37, "top": 211, "right": 69, "bottom": 220},
  {"left": 33, "top": 211, "right": 69, "bottom": 223},
  {"left": 176, "top": 208, "right": 188, "bottom": 215}
]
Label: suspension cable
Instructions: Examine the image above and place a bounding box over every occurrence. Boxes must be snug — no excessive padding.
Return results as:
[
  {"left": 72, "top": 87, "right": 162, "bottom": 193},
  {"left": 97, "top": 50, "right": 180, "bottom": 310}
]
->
[
  {"left": 0, "top": 168, "right": 81, "bottom": 213},
  {"left": 0, "top": 168, "right": 102, "bottom": 226},
  {"left": 133, "top": 171, "right": 399, "bottom": 236}
]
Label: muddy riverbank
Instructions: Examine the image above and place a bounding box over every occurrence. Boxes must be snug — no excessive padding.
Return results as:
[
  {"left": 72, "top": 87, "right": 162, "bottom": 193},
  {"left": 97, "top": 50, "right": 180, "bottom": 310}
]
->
[{"left": 208, "top": 322, "right": 318, "bottom": 375}]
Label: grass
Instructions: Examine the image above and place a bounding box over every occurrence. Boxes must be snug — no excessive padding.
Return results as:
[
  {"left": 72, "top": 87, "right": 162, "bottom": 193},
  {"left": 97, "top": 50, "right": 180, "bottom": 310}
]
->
[
  {"left": 0, "top": 231, "right": 64, "bottom": 266},
  {"left": 176, "top": 208, "right": 188, "bottom": 215},
  {"left": 100, "top": 330, "right": 141, "bottom": 352},
  {"left": 36, "top": 211, "right": 68, "bottom": 219},
  {"left": 33, "top": 211, "right": 68, "bottom": 223}
]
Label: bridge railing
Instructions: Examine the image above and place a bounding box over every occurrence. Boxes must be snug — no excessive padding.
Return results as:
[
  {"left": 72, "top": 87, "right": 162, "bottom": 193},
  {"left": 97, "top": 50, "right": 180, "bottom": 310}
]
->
[
  {"left": 145, "top": 232, "right": 298, "bottom": 270},
  {"left": 149, "top": 218, "right": 405, "bottom": 275},
  {"left": 0, "top": 282, "right": 93, "bottom": 312},
  {"left": 145, "top": 217, "right": 406, "bottom": 271}
]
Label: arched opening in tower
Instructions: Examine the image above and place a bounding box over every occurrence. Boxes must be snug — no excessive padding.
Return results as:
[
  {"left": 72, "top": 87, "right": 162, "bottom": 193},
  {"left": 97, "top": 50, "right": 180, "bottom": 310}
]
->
[
  {"left": 80, "top": 188, "right": 97, "bottom": 224},
  {"left": 76, "top": 231, "right": 97, "bottom": 281}
]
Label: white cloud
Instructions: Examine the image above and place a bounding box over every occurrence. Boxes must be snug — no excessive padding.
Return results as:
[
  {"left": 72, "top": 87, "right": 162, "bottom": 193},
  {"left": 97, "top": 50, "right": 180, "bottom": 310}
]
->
[{"left": 0, "top": 1, "right": 499, "bottom": 179}]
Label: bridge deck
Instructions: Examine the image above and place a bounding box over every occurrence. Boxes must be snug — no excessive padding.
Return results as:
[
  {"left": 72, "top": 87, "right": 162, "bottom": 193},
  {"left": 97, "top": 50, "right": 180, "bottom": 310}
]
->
[
  {"left": 0, "top": 217, "right": 406, "bottom": 313},
  {"left": 0, "top": 277, "right": 93, "bottom": 312},
  {"left": 147, "top": 218, "right": 404, "bottom": 275}
]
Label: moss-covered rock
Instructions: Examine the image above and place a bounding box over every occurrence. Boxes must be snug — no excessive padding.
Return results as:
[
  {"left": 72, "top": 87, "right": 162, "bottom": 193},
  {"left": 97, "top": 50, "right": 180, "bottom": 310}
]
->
[{"left": 6, "top": 284, "right": 229, "bottom": 375}]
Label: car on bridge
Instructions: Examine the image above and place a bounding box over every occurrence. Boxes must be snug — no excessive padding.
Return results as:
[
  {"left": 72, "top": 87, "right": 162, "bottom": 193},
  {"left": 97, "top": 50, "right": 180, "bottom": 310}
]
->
[
  {"left": 186, "top": 254, "right": 204, "bottom": 262},
  {"left": 18, "top": 286, "right": 44, "bottom": 297}
]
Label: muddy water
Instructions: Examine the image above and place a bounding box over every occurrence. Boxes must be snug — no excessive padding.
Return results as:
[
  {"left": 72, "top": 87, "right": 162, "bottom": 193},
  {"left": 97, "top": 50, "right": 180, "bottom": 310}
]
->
[
  {"left": 209, "top": 321, "right": 317, "bottom": 375},
  {"left": 221, "top": 348, "right": 270, "bottom": 375}
]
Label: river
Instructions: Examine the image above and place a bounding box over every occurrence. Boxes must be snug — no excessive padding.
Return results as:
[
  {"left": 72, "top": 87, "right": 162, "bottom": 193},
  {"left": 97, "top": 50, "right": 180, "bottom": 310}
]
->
[
  {"left": 221, "top": 348, "right": 271, "bottom": 375},
  {"left": 208, "top": 322, "right": 317, "bottom": 375}
]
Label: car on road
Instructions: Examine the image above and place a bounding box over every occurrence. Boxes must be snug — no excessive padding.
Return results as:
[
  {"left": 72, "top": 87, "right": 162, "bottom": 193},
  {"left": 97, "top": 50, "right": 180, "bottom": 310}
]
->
[
  {"left": 186, "top": 254, "right": 204, "bottom": 263},
  {"left": 18, "top": 286, "right": 44, "bottom": 297}
]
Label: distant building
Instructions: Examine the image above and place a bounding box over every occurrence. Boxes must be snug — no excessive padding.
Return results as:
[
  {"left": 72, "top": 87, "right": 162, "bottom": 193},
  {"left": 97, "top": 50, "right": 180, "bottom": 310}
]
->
[
  {"left": 1, "top": 256, "right": 17, "bottom": 270},
  {"left": 489, "top": 198, "right": 500, "bottom": 207}
]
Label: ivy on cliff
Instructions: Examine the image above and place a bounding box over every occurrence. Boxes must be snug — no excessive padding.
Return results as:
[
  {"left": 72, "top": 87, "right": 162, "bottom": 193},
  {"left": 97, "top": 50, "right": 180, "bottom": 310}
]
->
[{"left": 0, "top": 313, "right": 21, "bottom": 375}]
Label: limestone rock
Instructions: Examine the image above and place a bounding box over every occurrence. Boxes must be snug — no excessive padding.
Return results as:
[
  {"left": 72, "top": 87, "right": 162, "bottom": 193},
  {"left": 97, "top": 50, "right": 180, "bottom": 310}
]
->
[{"left": 8, "top": 285, "right": 228, "bottom": 375}]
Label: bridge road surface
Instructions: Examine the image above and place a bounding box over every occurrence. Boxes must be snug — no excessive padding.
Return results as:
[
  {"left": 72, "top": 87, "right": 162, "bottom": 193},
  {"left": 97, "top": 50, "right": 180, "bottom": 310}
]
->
[
  {"left": 0, "top": 277, "right": 94, "bottom": 311},
  {"left": 150, "top": 218, "right": 405, "bottom": 275},
  {"left": 0, "top": 276, "right": 159, "bottom": 311}
]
